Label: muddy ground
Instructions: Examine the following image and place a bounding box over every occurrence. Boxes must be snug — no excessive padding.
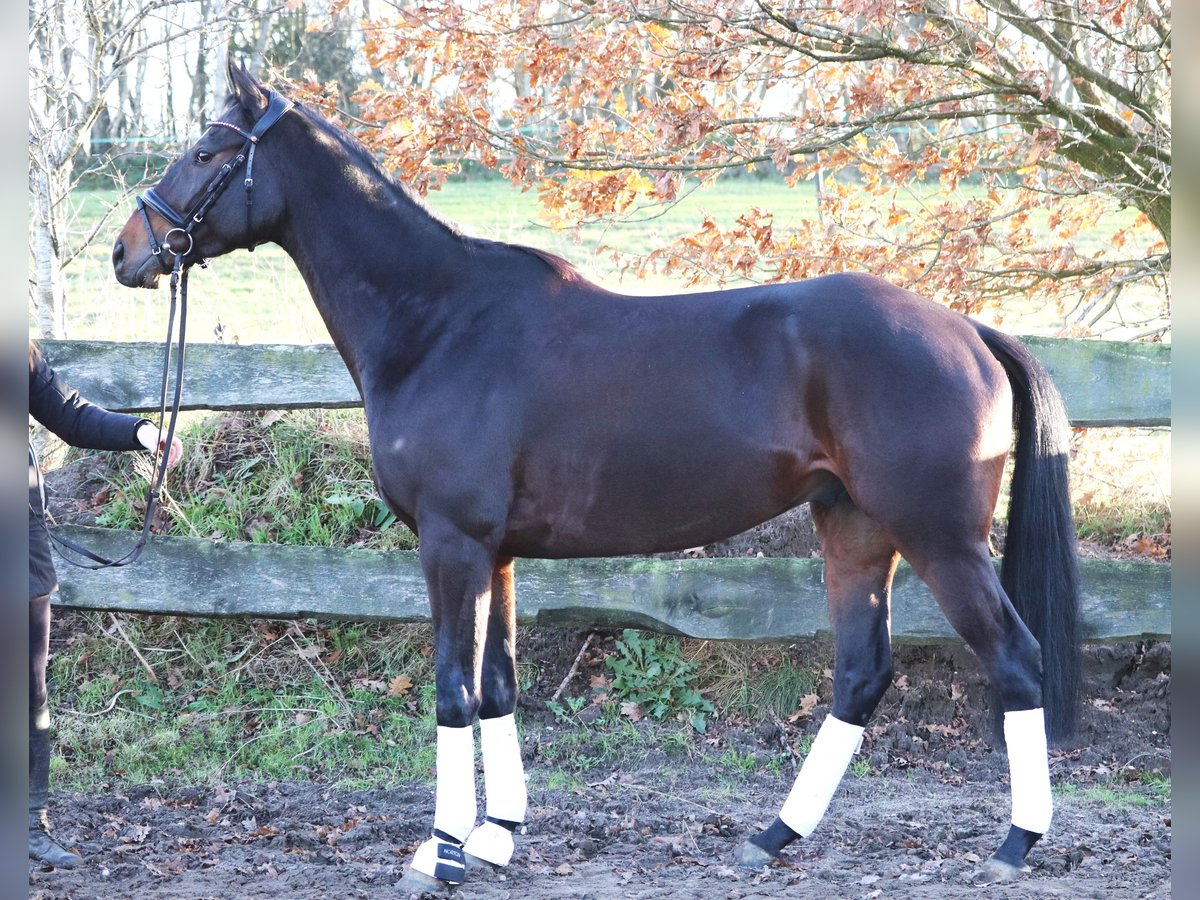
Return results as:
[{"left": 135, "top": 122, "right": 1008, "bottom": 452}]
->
[
  {"left": 33, "top": 482, "right": 1170, "bottom": 897},
  {"left": 30, "top": 637, "right": 1170, "bottom": 899}
]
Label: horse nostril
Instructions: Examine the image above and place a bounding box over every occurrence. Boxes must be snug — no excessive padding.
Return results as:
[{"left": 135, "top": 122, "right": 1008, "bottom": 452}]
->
[{"left": 112, "top": 239, "right": 125, "bottom": 271}]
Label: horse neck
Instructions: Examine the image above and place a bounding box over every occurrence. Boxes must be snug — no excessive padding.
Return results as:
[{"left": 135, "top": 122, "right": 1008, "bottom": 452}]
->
[{"left": 272, "top": 135, "right": 472, "bottom": 385}]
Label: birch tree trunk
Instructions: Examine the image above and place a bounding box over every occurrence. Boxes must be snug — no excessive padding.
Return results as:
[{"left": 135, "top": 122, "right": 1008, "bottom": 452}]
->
[{"left": 27, "top": 0, "right": 271, "bottom": 338}]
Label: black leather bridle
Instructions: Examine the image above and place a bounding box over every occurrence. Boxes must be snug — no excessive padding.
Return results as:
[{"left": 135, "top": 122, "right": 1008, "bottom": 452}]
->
[
  {"left": 49, "top": 91, "right": 295, "bottom": 571},
  {"left": 136, "top": 90, "right": 294, "bottom": 268}
]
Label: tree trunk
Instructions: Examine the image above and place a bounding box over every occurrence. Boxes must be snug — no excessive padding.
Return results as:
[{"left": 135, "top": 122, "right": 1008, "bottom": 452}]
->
[{"left": 29, "top": 167, "right": 65, "bottom": 338}]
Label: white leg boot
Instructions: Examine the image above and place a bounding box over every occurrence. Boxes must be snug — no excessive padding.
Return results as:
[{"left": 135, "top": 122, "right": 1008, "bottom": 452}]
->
[
  {"left": 779, "top": 714, "right": 865, "bottom": 837},
  {"left": 464, "top": 713, "right": 527, "bottom": 866},
  {"left": 409, "top": 725, "right": 477, "bottom": 885}
]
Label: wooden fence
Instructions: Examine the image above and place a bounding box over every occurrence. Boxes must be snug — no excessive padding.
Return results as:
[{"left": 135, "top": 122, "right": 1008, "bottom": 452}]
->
[{"left": 43, "top": 338, "right": 1171, "bottom": 643}]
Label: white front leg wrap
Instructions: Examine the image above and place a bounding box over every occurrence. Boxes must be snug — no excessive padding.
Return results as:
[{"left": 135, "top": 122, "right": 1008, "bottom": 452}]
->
[
  {"left": 779, "top": 714, "right": 865, "bottom": 838},
  {"left": 1004, "top": 708, "right": 1053, "bottom": 834},
  {"left": 411, "top": 725, "right": 477, "bottom": 883},
  {"left": 464, "top": 713, "right": 527, "bottom": 866},
  {"left": 433, "top": 724, "right": 478, "bottom": 840}
]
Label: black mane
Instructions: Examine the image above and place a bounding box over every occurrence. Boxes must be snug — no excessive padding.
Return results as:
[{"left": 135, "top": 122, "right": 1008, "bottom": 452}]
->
[{"left": 282, "top": 97, "right": 581, "bottom": 282}]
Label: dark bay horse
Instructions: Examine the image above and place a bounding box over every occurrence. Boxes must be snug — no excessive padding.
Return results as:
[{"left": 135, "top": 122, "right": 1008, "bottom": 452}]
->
[{"left": 113, "top": 65, "right": 1080, "bottom": 889}]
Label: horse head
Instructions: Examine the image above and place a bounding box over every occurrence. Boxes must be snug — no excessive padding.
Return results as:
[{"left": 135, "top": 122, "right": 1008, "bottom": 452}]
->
[{"left": 113, "top": 62, "right": 292, "bottom": 288}]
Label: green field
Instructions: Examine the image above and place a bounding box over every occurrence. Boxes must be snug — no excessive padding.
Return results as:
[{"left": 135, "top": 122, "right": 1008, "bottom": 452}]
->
[
  {"left": 50, "top": 176, "right": 1155, "bottom": 344},
  {"left": 58, "top": 179, "right": 823, "bottom": 345}
]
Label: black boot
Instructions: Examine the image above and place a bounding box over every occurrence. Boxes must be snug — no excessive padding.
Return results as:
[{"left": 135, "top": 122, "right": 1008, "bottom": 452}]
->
[{"left": 29, "top": 809, "right": 80, "bottom": 868}]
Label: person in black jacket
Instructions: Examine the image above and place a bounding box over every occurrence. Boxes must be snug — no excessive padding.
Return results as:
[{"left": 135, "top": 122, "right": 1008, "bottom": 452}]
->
[{"left": 28, "top": 341, "right": 182, "bottom": 867}]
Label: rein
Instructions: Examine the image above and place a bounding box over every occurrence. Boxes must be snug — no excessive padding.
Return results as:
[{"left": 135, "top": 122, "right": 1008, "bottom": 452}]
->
[
  {"left": 47, "top": 254, "right": 188, "bottom": 570},
  {"left": 52, "top": 91, "right": 294, "bottom": 570}
]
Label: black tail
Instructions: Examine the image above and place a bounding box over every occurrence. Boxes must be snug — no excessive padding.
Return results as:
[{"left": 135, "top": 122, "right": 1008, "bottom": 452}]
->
[{"left": 976, "top": 325, "right": 1081, "bottom": 744}]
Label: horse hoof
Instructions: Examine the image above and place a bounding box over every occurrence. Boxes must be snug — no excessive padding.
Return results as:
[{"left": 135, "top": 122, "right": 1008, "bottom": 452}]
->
[
  {"left": 976, "top": 857, "right": 1032, "bottom": 883},
  {"left": 735, "top": 839, "right": 778, "bottom": 869},
  {"left": 395, "top": 867, "right": 454, "bottom": 897}
]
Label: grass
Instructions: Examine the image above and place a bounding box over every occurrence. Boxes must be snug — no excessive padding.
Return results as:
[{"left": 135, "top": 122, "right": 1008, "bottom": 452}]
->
[
  {"left": 1069, "top": 427, "right": 1171, "bottom": 557},
  {"left": 1053, "top": 780, "right": 1170, "bottom": 810},
  {"left": 54, "top": 179, "right": 827, "bottom": 344},
  {"left": 690, "top": 642, "right": 819, "bottom": 721},
  {"left": 81, "top": 409, "right": 417, "bottom": 552},
  {"left": 37, "top": 406, "right": 1167, "bottom": 791},
  {"left": 50, "top": 173, "right": 1173, "bottom": 554},
  {"left": 51, "top": 613, "right": 439, "bottom": 791},
  {"left": 38, "top": 174, "right": 1170, "bottom": 786}
]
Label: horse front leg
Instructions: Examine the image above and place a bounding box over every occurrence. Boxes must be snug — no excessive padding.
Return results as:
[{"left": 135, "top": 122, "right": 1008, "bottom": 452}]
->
[
  {"left": 401, "top": 522, "right": 495, "bottom": 892},
  {"left": 464, "top": 556, "right": 528, "bottom": 868}
]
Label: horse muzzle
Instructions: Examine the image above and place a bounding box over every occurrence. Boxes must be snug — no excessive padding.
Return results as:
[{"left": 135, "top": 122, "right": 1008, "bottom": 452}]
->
[{"left": 112, "top": 237, "right": 162, "bottom": 288}]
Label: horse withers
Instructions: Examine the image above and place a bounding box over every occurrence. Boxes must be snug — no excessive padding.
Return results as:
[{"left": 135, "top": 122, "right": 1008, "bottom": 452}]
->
[{"left": 113, "top": 63, "right": 1080, "bottom": 890}]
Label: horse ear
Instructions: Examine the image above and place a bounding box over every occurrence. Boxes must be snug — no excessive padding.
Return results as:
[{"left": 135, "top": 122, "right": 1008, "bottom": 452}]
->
[{"left": 227, "top": 60, "right": 269, "bottom": 116}]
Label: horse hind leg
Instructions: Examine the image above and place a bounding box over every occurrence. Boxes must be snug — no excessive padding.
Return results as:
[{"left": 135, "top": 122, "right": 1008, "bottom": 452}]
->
[
  {"left": 463, "top": 557, "right": 529, "bottom": 868},
  {"left": 740, "top": 496, "right": 899, "bottom": 866},
  {"left": 914, "top": 548, "right": 1050, "bottom": 881}
]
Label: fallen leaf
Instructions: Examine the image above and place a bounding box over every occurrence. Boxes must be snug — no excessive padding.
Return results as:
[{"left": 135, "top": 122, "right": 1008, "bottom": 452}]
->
[
  {"left": 322, "top": 647, "right": 344, "bottom": 666},
  {"left": 388, "top": 674, "right": 414, "bottom": 698},
  {"left": 787, "top": 693, "right": 819, "bottom": 723},
  {"left": 554, "top": 862, "right": 573, "bottom": 875},
  {"left": 120, "top": 823, "right": 151, "bottom": 844},
  {"left": 620, "top": 701, "right": 643, "bottom": 722}
]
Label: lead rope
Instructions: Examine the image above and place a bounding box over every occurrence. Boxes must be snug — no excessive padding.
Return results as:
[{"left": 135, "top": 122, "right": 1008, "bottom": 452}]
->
[{"left": 46, "top": 250, "right": 189, "bottom": 570}]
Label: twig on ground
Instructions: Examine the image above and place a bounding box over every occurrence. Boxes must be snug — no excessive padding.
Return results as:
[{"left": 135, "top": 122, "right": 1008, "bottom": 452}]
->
[
  {"left": 109, "top": 613, "right": 157, "bottom": 683},
  {"left": 63, "top": 688, "right": 140, "bottom": 718},
  {"left": 286, "top": 628, "right": 354, "bottom": 722},
  {"left": 552, "top": 631, "right": 597, "bottom": 703}
]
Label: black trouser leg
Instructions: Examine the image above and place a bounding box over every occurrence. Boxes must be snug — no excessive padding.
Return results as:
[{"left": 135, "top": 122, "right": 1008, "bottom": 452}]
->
[
  {"left": 29, "top": 594, "right": 51, "bottom": 813},
  {"left": 27, "top": 594, "right": 80, "bottom": 867}
]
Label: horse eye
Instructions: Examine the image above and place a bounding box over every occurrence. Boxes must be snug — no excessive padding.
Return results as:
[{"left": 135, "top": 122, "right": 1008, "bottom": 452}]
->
[{"left": 195, "top": 150, "right": 214, "bottom": 164}]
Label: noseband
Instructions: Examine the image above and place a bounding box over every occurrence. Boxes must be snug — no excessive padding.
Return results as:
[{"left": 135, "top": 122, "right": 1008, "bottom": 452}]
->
[{"left": 137, "top": 90, "right": 294, "bottom": 269}]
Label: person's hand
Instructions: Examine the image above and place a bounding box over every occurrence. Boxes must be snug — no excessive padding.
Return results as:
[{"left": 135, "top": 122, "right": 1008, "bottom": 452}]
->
[{"left": 136, "top": 422, "right": 184, "bottom": 469}]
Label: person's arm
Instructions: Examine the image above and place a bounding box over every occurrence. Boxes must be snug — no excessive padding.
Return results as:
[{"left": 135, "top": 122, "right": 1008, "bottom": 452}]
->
[{"left": 29, "top": 343, "right": 147, "bottom": 450}]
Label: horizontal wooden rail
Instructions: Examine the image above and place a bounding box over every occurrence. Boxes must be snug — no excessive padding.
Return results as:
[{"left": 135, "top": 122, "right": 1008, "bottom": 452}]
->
[
  {"left": 51, "top": 526, "right": 1169, "bottom": 643},
  {"left": 42, "top": 337, "right": 1171, "bottom": 427}
]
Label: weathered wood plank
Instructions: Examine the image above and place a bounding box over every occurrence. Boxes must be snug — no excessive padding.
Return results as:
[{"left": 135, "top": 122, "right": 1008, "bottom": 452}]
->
[
  {"left": 1021, "top": 336, "right": 1170, "bottom": 427},
  {"left": 41, "top": 337, "right": 1170, "bottom": 427},
  {"left": 39, "top": 341, "right": 362, "bottom": 413},
  {"left": 51, "top": 526, "right": 1170, "bottom": 643}
]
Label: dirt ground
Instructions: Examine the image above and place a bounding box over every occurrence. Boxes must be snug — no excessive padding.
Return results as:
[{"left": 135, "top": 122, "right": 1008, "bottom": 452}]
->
[{"left": 29, "top": 637, "right": 1170, "bottom": 899}]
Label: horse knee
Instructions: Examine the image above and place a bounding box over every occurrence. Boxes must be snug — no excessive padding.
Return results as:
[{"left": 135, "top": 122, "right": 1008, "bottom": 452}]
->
[
  {"left": 478, "top": 640, "right": 519, "bottom": 719},
  {"left": 436, "top": 677, "right": 482, "bottom": 729},
  {"left": 478, "top": 681, "right": 517, "bottom": 720}
]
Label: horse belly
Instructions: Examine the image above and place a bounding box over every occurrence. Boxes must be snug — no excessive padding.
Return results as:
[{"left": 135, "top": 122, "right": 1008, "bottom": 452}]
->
[{"left": 500, "top": 435, "right": 831, "bottom": 559}]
